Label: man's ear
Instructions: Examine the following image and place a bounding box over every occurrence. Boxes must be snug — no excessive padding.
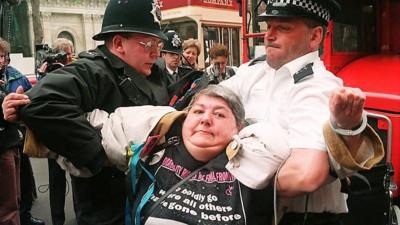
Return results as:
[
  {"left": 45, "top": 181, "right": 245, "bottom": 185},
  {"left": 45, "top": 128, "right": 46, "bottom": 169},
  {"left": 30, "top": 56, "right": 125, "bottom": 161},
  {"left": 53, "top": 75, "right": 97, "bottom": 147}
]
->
[
  {"left": 310, "top": 26, "right": 323, "bottom": 51},
  {"left": 112, "top": 35, "right": 125, "bottom": 54}
]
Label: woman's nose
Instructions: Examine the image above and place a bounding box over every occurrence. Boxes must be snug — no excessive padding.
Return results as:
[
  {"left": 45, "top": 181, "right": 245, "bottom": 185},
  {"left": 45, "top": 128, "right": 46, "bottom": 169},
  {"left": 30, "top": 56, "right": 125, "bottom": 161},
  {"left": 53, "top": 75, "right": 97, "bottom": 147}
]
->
[{"left": 200, "top": 112, "right": 212, "bottom": 125}]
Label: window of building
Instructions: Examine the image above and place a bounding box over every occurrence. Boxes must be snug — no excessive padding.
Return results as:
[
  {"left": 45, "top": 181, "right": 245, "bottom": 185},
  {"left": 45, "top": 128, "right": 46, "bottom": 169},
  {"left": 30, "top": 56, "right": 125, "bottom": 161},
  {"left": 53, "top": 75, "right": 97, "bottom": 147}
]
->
[{"left": 162, "top": 20, "right": 198, "bottom": 41}]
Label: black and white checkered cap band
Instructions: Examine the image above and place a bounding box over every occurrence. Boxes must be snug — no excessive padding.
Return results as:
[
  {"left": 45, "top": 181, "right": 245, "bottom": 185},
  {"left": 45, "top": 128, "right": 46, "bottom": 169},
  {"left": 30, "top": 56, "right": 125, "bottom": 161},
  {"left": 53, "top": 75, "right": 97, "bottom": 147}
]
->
[{"left": 268, "top": 0, "right": 331, "bottom": 22}]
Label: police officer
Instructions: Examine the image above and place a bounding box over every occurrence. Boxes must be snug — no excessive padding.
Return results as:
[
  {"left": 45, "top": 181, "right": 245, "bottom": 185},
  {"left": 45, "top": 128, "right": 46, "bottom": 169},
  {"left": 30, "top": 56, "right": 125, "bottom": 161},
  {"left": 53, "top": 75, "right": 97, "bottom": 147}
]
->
[
  {"left": 159, "top": 30, "right": 192, "bottom": 86},
  {"left": 5, "top": 0, "right": 169, "bottom": 224},
  {"left": 220, "top": 0, "right": 371, "bottom": 224}
]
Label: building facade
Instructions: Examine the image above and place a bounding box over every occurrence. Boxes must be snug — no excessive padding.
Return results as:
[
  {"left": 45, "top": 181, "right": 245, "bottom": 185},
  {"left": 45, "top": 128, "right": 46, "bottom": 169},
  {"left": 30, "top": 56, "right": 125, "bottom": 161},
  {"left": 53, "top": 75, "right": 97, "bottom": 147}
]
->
[
  {"left": 8, "top": 0, "right": 242, "bottom": 74},
  {"left": 35, "top": 0, "right": 107, "bottom": 53},
  {"left": 7, "top": 0, "right": 106, "bottom": 75}
]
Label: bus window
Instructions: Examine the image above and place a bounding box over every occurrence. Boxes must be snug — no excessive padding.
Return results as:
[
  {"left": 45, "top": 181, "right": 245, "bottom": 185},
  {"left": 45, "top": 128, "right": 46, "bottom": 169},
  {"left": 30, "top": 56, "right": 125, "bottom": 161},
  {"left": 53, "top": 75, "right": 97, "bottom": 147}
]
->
[
  {"left": 333, "top": 0, "right": 377, "bottom": 53},
  {"left": 203, "top": 26, "right": 240, "bottom": 67},
  {"left": 162, "top": 20, "right": 198, "bottom": 41}
]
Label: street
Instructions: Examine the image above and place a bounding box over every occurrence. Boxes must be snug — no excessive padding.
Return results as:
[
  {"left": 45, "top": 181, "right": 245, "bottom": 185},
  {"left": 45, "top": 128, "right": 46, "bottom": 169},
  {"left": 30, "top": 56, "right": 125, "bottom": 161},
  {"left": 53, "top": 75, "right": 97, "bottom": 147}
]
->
[{"left": 30, "top": 158, "right": 77, "bottom": 225}]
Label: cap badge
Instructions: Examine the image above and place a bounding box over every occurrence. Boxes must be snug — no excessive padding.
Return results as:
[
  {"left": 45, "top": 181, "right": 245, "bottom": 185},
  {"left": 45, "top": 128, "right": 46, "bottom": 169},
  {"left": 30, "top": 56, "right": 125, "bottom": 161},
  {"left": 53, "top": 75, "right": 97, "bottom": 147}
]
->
[
  {"left": 272, "top": 2, "right": 287, "bottom": 7},
  {"left": 151, "top": 0, "right": 162, "bottom": 27},
  {"left": 271, "top": 9, "right": 279, "bottom": 15},
  {"left": 171, "top": 34, "right": 182, "bottom": 47}
]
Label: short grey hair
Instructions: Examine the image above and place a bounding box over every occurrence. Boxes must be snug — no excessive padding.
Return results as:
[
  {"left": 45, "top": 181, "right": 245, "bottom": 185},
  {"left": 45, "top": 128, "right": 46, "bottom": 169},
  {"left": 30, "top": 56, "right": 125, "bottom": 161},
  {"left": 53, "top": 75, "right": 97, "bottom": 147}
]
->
[
  {"left": 53, "top": 38, "right": 74, "bottom": 53},
  {"left": 186, "top": 85, "right": 245, "bottom": 128}
]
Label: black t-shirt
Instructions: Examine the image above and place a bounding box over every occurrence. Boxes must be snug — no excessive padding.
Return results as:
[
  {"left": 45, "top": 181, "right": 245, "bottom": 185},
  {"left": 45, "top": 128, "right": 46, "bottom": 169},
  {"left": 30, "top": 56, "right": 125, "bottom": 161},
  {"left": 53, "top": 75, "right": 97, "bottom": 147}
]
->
[{"left": 131, "top": 122, "right": 274, "bottom": 225}]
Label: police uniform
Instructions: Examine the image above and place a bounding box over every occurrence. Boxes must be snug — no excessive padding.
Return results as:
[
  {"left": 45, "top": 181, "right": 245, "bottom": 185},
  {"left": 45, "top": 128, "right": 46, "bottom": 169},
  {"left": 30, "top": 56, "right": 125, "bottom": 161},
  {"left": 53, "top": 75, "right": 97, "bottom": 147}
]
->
[
  {"left": 221, "top": 0, "right": 346, "bottom": 224},
  {"left": 20, "top": 0, "right": 169, "bottom": 224},
  {"left": 160, "top": 31, "right": 193, "bottom": 86}
]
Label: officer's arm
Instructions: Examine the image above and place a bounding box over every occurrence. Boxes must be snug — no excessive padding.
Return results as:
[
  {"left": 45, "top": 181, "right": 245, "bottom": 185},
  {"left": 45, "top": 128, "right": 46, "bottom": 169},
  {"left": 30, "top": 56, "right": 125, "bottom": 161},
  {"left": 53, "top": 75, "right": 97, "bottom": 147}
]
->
[
  {"left": 20, "top": 62, "right": 108, "bottom": 174},
  {"left": 277, "top": 148, "right": 329, "bottom": 196},
  {"left": 278, "top": 87, "right": 370, "bottom": 196}
]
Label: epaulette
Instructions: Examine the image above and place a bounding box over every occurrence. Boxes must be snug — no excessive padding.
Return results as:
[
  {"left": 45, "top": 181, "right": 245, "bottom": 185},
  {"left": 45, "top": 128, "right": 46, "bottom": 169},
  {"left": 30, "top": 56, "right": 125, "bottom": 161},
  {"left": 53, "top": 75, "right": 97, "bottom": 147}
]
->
[
  {"left": 293, "top": 62, "right": 314, "bottom": 84},
  {"left": 248, "top": 54, "right": 267, "bottom": 66},
  {"left": 78, "top": 50, "right": 106, "bottom": 60}
]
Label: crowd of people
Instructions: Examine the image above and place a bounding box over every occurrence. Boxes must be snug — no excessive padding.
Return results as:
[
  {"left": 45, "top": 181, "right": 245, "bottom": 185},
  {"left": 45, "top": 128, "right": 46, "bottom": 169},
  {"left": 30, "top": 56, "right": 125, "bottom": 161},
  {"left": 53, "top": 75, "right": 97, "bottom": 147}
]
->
[{"left": 1, "top": 0, "right": 385, "bottom": 225}]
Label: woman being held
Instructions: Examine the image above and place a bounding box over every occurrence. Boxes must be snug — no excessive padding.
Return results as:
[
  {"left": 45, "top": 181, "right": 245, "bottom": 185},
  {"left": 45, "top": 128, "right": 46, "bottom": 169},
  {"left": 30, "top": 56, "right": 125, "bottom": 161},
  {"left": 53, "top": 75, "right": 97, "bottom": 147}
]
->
[{"left": 88, "top": 85, "right": 277, "bottom": 224}]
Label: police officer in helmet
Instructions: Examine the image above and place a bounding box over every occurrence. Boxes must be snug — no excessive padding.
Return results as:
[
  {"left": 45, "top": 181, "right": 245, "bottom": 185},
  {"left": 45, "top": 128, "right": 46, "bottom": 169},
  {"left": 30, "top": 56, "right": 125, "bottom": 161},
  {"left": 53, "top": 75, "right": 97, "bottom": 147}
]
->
[
  {"left": 5, "top": 0, "right": 170, "bottom": 224},
  {"left": 159, "top": 30, "right": 192, "bottom": 85}
]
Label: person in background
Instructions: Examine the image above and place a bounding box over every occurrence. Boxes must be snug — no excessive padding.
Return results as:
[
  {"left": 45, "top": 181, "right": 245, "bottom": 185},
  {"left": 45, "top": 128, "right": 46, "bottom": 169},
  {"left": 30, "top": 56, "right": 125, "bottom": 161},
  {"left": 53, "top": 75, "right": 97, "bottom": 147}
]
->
[
  {"left": 160, "top": 31, "right": 192, "bottom": 85},
  {"left": 52, "top": 38, "right": 74, "bottom": 64},
  {"left": 0, "top": 37, "right": 24, "bottom": 225},
  {"left": 0, "top": 38, "right": 31, "bottom": 93},
  {"left": 181, "top": 38, "right": 201, "bottom": 70},
  {"left": 0, "top": 82, "right": 21, "bottom": 225},
  {"left": 0, "top": 37, "right": 44, "bottom": 225},
  {"left": 37, "top": 38, "right": 74, "bottom": 79},
  {"left": 205, "top": 43, "right": 236, "bottom": 84}
]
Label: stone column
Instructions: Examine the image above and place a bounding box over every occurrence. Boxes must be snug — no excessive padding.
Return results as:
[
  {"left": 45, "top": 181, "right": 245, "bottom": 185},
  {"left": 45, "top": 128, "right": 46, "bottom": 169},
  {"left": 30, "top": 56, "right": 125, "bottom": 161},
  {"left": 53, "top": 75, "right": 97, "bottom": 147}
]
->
[
  {"left": 82, "top": 14, "right": 95, "bottom": 50},
  {"left": 41, "top": 12, "right": 53, "bottom": 45},
  {"left": 92, "top": 14, "right": 103, "bottom": 45}
]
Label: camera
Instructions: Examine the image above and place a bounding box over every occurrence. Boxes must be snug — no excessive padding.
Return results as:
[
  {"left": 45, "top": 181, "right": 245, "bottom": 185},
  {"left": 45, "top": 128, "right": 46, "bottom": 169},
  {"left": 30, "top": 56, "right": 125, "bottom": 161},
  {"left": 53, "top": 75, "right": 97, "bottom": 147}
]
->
[{"left": 35, "top": 44, "right": 67, "bottom": 76}]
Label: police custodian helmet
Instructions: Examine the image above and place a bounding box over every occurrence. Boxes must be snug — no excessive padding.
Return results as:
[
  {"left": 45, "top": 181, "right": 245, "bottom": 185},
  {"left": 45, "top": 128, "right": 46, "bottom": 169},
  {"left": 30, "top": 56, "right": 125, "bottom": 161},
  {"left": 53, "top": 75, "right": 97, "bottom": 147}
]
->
[
  {"left": 93, "top": 0, "right": 167, "bottom": 40},
  {"left": 161, "top": 31, "right": 183, "bottom": 54},
  {"left": 259, "top": 0, "right": 341, "bottom": 25}
]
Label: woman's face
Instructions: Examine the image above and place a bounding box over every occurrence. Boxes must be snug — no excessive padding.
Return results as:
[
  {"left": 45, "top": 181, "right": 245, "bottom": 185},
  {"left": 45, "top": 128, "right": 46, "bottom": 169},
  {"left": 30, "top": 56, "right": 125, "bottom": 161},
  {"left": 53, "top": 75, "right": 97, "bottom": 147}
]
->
[
  {"left": 182, "top": 95, "right": 239, "bottom": 162},
  {"left": 0, "top": 51, "right": 7, "bottom": 69},
  {"left": 182, "top": 46, "right": 199, "bottom": 65}
]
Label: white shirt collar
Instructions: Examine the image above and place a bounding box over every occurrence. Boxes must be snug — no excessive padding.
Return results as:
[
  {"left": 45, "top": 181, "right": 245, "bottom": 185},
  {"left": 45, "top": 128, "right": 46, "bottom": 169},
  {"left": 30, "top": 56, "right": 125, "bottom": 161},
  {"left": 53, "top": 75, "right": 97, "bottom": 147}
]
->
[
  {"left": 166, "top": 66, "right": 178, "bottom": 75},
  {"left": 266, "top": 51, "right": 319, "bottom": 77}
]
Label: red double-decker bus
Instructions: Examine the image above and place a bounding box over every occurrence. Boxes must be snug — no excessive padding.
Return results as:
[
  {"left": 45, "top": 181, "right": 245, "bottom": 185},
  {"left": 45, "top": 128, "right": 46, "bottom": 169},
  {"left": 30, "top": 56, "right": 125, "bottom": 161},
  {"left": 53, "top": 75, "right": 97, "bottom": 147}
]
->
[{"left": 239, "top": 0, "right": 400, "bottom": 224}]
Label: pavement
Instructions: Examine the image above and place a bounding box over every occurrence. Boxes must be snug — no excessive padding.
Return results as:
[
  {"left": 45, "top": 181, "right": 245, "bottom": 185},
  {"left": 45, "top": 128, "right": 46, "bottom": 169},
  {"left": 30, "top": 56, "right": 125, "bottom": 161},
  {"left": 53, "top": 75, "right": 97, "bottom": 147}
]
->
[{"left": 30, "top": 158, "right": 77, "bottom": 225}]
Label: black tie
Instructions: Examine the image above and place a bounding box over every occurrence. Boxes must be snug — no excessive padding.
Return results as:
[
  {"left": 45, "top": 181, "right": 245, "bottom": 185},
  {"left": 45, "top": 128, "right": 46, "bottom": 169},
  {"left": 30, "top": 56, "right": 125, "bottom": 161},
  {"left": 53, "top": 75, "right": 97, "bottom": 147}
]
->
[{"left": 172, "top": 71, "right": 177, "bottom": 82}]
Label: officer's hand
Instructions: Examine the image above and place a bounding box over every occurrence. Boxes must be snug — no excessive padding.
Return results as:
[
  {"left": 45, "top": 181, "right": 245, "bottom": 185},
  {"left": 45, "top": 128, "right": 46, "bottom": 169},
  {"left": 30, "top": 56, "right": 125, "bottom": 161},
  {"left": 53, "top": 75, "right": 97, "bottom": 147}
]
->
[
  {"left": 329, "top": 87, "right": 366, "bottom": 129},
  {"left": 2, "top": 86, "right": 30, "bottom": 122},
  {"left": 0, "top": 79, "right": 5, "bottom": 85}
]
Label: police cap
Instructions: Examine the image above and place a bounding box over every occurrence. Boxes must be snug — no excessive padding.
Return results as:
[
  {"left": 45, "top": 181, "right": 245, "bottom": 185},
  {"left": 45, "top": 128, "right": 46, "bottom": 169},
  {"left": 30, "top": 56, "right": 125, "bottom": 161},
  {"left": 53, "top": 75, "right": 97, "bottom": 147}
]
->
[
  {"left": 259, "top": 0, "right": 341, "bottom": 25},
  {"left": 93, "top": 0, "right": 167, "bottom": 41},
  {"left": 161, "top": 31, "right": 183, "bottom": 55}
]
